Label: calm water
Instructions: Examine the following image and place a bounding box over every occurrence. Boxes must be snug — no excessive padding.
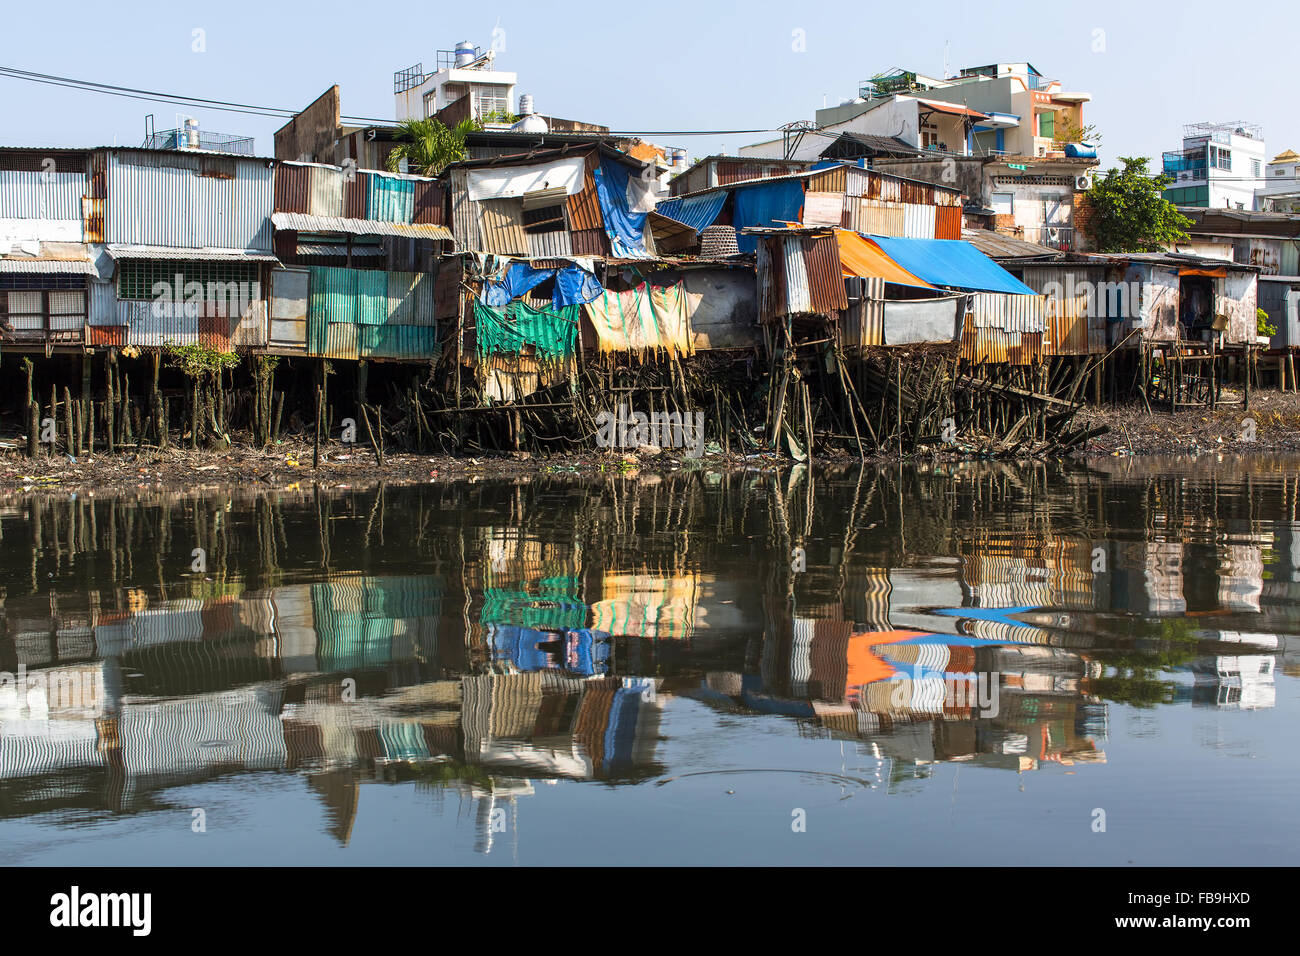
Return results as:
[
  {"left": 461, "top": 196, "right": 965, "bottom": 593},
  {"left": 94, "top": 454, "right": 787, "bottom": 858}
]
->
[{"left": 1, "top": 457, "right": 1297, "bottom": 866}]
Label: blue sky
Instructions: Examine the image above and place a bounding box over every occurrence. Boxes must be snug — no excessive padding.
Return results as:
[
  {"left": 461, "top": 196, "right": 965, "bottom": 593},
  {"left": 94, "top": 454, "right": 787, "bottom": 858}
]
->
[{"left": 0, "top": 0, "right": 1294, "bottom": 172}]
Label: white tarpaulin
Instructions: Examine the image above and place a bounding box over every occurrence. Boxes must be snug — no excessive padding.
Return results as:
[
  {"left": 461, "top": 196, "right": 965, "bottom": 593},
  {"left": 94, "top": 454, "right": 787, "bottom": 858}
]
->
[{"left": 466, "top": 157, "right": 587, "bottom": 202}]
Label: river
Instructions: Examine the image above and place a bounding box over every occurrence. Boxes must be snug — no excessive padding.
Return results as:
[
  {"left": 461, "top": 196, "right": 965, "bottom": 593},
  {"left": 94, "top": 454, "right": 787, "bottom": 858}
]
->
[{"left": 1, "top": 455, "right": 1296, "bottom": 865}]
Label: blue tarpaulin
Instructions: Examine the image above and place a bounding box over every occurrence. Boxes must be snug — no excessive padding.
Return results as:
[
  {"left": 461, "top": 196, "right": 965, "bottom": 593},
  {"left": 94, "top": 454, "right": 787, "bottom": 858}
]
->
[
  {"left": 732, "top": 179, "right": 805, "bottom": 253},
  {"left": 594, "top": 161, "right": 651, "bottom": 258},
  {"left": 654, "top": 191, "right": 727, "bottom": 233},
  {"left": 481, "top": 261, "right": 604, "bottom": 309},
  {"left": 863, "top": 236, "right": 1037, "bottom": 295}
]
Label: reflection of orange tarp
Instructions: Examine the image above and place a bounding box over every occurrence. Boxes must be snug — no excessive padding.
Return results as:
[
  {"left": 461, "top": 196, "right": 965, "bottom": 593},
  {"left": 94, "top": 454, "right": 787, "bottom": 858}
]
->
[
  {"left": 835, "top": 229, "right": 935, "bottom": 289},
  {"left": 846, "top": 629, "right": 931, "bottom": 690}
]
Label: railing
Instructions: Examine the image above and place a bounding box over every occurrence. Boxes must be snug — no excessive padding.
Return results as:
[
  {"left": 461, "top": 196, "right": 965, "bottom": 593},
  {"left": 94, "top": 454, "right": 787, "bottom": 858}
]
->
[{"left": 141, "top": 129, "right": 256, "bottom": 155}]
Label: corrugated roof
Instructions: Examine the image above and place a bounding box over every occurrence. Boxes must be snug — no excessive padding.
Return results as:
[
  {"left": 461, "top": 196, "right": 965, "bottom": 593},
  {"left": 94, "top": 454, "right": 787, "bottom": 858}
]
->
[
  {"left": 654, "top": 191, "right": 727, "bottom": 232},
  {"left": 0, "top": 257, "right": 96, "bottom": 274},
  {"left": 912, "top": 98, "right": 989, "bottom": 119},
  {"left": 270, "top": 212, "right": 453, "bottom": 240},
  {"left": 106, "top": 244, "right": 280, "bottom": 262},
  {"left": 962, "top": 228, "right": 1063, "bottom": 260}
]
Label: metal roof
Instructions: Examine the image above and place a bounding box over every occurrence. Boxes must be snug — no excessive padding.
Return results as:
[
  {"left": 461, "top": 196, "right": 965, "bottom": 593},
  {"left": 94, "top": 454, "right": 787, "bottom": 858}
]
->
[
  {"left": 670, "top": 162, "right": 963, "bottom": 203},
  {"left": 0, "top": 257, "right": 97, "bottom": 274},
  {"left": 105, "top": 245, "right": 280, "bottom": 262},
  {"left": 962, "top": 228, "right": 1062, "bottom": 260},
  {"left": 270, "top": 212, "right": 453, "bottom": 240}
]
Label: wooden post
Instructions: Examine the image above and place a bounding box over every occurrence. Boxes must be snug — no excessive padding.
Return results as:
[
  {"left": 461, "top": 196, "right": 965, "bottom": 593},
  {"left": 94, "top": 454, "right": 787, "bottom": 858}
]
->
[
  {"left": 63, "top": 386, "right": 74, "bottom": 456},
  {"left": 27, "top": 402, "right": 39, "bottom": 458},
  {"left": 313, "top": 385, "right": 322, "bottom": 469},
  {"left": 1244, "top": 344, "right": 1251, "bottom": 411},
  {"left": 81, "top": 353, "right": 92, "bottom": 448}
]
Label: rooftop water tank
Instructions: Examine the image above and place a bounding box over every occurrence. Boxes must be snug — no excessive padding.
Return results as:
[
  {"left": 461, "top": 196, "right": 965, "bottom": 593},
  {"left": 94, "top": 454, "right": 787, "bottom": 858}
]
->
[
  {"left": 454, "top": 41, "right": 476, "bottom": 67},
  {"left": 511, "top": 95, "right": 549, "bottom": 133}
]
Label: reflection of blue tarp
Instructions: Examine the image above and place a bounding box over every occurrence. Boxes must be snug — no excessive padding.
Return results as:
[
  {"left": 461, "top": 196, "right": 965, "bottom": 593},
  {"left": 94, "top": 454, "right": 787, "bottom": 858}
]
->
[
  {"left": 487, "top": 625, "right": 611, "bottom": 677},
  {"left": 603, "top": 684, "right": 647, "bottom": 770},
  {"left": 733, "top": 180, "right": 805, "bottom": 253},
  {"left": 655, "top": 191, "right": 726, "bottom": 233},
  {"left": 594, "top": 161, "right": 650, "bottom": 258},
  {"left": 864, "top": 237, "right": 1036, "bottom": 295},
  {"left": 482, "top": 261, "right": 603, "bottom": 309}
]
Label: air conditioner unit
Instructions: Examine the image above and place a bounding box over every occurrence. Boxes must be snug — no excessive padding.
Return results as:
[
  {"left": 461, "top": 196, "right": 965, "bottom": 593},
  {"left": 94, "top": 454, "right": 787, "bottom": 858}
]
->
[{"left": 1075, "top": 174, "right": 1092, "bottom": 190}]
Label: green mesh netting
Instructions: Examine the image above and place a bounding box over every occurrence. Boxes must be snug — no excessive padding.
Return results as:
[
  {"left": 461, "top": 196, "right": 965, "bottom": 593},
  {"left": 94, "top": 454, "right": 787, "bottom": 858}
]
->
[{"left": 473, "top": 299, "right": 579, "bottom": 360}]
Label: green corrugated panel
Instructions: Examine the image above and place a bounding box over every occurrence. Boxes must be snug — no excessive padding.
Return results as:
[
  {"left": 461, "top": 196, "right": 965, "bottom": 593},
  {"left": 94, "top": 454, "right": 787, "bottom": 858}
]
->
[
  {"left": 473, "top": 300, "right": 579, "bottom": 359},
  {"left": 378, "top": 721, "right": 430, "bottom": 760},
  {"left": 356, "top": 268, "right": 387, "bottom": 325},
  {"left": 360, "top": 323, "right": 441, "bottom": 361},
  {"left": 367, "top": 176, "right": 415, "bottom": 223}
]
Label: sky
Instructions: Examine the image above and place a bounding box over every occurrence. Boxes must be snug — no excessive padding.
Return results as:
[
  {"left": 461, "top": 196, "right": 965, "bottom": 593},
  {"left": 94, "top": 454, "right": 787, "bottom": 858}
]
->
[{"left": 1, "top": 0, "right": 1296, "bottom": 172}]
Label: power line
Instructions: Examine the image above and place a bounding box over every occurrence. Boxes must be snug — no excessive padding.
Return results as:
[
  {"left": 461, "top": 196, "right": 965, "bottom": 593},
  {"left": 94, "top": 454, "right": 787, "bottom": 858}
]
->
[{"left": 0, "top": 65, "right": 780, "bottom": 137}]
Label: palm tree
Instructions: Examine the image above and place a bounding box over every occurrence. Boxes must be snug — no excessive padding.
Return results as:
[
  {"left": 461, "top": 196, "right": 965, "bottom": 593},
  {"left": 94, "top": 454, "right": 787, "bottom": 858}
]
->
[{"left": 386, "top": 118, "right": 480, "bottom": 176}]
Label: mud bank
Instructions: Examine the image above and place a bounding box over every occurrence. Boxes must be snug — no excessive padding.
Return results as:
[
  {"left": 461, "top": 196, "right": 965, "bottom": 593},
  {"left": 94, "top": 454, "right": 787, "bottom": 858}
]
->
[{"left": 4, "top": 388, "right": 1298, "bottom": 493}]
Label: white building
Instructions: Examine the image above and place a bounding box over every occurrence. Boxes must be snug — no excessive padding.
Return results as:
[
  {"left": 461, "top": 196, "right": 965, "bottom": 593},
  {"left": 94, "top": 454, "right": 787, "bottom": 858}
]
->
[
  {"left": 1163, "top": 122, "right": 1267, "bottom": 210},
  {"left": 1258, "top": 149, "right": 1300, "bottom": 213},
  {"left": 394, "top": 42, "right": 518, "bottom": 128}
]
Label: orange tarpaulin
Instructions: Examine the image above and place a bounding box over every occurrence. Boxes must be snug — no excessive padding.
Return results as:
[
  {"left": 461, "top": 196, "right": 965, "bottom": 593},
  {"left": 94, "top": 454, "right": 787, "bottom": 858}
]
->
[
  {"left": 835, "top": 229, "right": 936, "bottom": 289},
  {"left": 1178, "top": 266, "right": 1228, "bottom": 278}
]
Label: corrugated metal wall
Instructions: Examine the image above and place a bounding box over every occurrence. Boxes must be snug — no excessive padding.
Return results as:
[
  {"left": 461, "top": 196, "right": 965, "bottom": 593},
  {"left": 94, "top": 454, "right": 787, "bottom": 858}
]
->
[
  {"left": 1020, "top": 265, "right": 1106, "bottom": 355},
  {"left": 106, "top": 150, "right": 273, "bottom": 251},
  {"left": 366, "top": 174, "right": 415, "bottom": 222},
  {"left": 478, "top": 198, "right": 529, "bottom": 256},
  {"left": 935, "top": 205, "right": 962, "bottom": 241},
  {"left": 902, "top": 203, "right": 936, "bottom": 239},
  {"left": 450, "top": 168, "right": 482, "bottom": 252},
  {"left": 757, "top": 233, "right": 848, "bottom": 321},
  {"left": 839, "top": 276, "right": 885, "bottom": 348},
  {"left": 305, "top": 265, "right": 438, "bottom": 359},
  {"left": 0, "top": 170, "right": 86, "bottom": 220},
  {"left": 846, "top": 198, "right": 904, "bottom": 237}
]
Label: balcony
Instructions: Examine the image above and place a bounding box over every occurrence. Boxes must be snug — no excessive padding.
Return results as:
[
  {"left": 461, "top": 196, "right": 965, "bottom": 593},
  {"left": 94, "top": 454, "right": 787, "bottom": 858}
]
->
[{"left": 1163, "top": 149, "right": 1207, "bottom": 181}]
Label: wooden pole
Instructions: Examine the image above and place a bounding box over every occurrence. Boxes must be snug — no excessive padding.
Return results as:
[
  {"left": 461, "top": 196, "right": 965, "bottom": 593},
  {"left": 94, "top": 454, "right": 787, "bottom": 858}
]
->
[{"left": 313, "top": 385, "right": 322, "bottom": 469}]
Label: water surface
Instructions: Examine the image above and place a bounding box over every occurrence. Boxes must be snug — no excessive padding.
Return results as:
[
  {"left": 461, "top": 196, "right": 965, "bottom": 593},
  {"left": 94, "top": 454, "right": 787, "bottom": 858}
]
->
[{"left": 1, "top": 456, "right": 1297, "bottom": 865}]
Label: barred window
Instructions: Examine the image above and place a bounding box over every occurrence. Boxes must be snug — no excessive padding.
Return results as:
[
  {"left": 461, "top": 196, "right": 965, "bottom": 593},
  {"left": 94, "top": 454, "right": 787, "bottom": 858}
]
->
[{"left": 117, "top": 260, "right": 260, "bottom": 301}]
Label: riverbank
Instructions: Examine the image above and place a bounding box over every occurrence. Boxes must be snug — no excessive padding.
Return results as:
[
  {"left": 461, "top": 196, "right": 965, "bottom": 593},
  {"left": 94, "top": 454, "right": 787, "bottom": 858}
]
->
[{"left": 3, "top": 388, "right": 1298, "bottom": 492}]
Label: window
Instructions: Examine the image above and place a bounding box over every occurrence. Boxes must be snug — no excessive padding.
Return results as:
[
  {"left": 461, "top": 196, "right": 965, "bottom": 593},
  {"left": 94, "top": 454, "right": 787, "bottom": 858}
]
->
[
  {"left": 117, "top": 260, "right": 260, "bottom": 301},
  {"left": 1210, "top": 146, "right": 1232, "bottom": 171},
  {"left": 991, "top": 192, "right": 1014, "bottom": 215},
  {"left": 0, "top": 287, "right": 86, "bottom": 334},
  {"left": 471, "top": 84, "right": 510, "bottom": 121},
  {"left": 1252, "top": 159, "right": 1262, "bottom": 178},
  {"left": 1037, "top": 111, "right": 1055, "bottom": 139}
]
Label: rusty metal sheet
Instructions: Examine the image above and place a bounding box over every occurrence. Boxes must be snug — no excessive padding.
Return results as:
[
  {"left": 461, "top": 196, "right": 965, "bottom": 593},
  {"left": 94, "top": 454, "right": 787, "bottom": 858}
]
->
[
  {"left": 343, "top": 172, "right": 368, "bottom": 220},
  {"left": 450, "top": 168, "right": 481, "bottom": 251},
  {"left": 566, "top": 154, "right": 603, "bottom": 232},
  {"left": 478, "top": 198, "right": 529, "bottom": 256},
  {"left": 839, "top": 275, "right": 885, "bottom": 349},
  {"left": 935, "top": 205, "right": 962, "bottom": 241},
  {"left": 275, "top": 164, "right": 311, "bottom": 213},
  {"left": 88, "top": 325, "right": 125, "bottom": 347},
  {"left": 412, "top": 179, "right": 445, "bottom": 225},
  {"left": 807, "top": 165, "right": 846, "bottom": 195},
  {"left": 897, "top": 179, "right": 934, "bottom": 206},
  {"left": 757, "top": 236, "right": 786, "bottom": 323},
  {"left": 852, "top": 198, "right": 904, "bottom": 237},
  {"left": 717, "top": 160, "right": 771, "bottom": 185},
  {"left": 569, "top": 226, "right": 608, "bottom": 257},
  {"left": 803, "top": 234, "right": 849, "bottom": 314}
]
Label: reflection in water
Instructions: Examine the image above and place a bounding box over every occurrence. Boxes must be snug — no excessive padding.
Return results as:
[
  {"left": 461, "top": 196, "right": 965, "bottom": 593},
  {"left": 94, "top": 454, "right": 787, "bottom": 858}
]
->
[{"left": 0, "top": 458, "right": 1296, "bottom": 860}]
